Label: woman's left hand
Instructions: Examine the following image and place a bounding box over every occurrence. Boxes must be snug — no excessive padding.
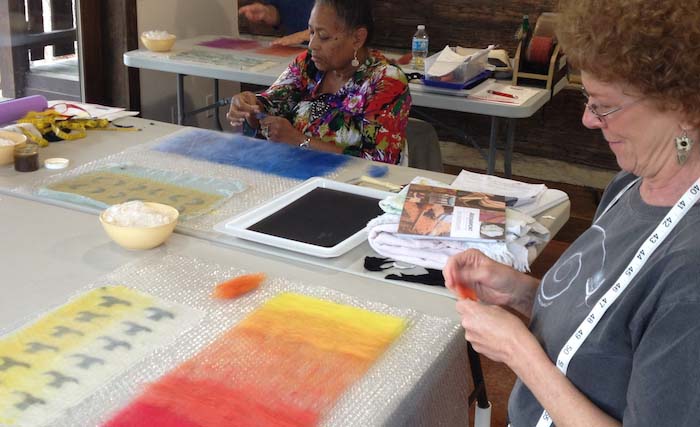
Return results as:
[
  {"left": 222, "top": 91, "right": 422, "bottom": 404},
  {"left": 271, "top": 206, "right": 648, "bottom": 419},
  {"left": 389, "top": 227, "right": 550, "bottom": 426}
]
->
[
  {"left": 259, "top": 116, "right": 304, "bottom": 145},
  {"left": 271, "top": 29, "right": 310, "bottom": 47},
  {"left": 456, "top": 299, "right": 536, "bottom": 368}
]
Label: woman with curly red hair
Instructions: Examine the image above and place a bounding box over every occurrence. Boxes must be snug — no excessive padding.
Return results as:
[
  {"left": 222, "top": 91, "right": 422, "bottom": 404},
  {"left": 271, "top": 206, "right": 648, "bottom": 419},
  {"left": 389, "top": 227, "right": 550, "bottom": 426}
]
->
[{"left": 443, "top": 1, "right": 700, "bottom": 425}]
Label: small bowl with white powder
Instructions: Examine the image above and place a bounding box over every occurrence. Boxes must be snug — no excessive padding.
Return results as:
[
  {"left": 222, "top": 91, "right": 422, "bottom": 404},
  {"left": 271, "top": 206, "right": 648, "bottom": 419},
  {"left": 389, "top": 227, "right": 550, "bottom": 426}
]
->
[
  {"left": 141, "top": 30, "right": 176, "bottom": 52},
  {"left": 0, "top": 130, "right": 27, "bottom": 165},
  {"left": 99, "top": 201, "right": 179, "bottom": 250}
]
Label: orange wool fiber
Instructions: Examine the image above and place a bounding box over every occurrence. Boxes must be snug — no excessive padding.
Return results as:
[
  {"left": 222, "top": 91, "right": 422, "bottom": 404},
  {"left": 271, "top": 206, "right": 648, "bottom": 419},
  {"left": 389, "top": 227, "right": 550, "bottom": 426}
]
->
[
  {"left": 107, "top": 375, "right": 319, "bottom": 427},
  {"left": 172, "top": 327, "right": 370, "bottom": 408},
  {"left": 105, "top": 293, "right": 406, "bottom": 427},
  {"left": 456, "top": 285, "right": 478, "bottom": 301},
  {"left": 212, "top": 272, "right": 266, "bottom": 299}
]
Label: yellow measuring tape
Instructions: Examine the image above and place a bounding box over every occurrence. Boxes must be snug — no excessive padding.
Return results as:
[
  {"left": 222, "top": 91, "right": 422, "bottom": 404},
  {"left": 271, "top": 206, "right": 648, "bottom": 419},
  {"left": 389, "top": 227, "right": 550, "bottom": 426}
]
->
[{"left": 17, "top": 109, "right": 136, "bottom": 147}]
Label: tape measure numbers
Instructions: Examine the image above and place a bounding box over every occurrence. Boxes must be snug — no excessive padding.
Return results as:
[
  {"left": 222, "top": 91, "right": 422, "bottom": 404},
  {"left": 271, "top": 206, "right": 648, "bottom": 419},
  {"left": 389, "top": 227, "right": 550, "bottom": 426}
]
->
[{"left": 536, "top": 177, "right": 700, "bottom": 427}]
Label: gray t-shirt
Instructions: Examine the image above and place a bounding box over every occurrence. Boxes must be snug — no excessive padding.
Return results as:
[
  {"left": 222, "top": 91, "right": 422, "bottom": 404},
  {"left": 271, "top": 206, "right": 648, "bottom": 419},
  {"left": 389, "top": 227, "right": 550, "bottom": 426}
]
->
[{"left": 508, "top": 172, "right": 700, "bottom": 426}]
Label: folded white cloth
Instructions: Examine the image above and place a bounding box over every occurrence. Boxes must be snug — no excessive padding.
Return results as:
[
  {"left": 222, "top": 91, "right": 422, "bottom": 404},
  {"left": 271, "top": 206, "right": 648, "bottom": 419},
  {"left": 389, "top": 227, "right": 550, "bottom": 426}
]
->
[
  {"left": 452, "top": 170, "right": 547, "bottom": 208},
  {"left": 368, "top": 176, "right": 550, "bottom": 272}
]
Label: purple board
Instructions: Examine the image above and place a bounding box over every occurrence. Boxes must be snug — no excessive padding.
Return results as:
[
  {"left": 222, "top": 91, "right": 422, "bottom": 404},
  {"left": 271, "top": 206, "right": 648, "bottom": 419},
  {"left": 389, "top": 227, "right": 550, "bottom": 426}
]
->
[{"left": 197, "top": 38, "right": 262, "bottom": 50}]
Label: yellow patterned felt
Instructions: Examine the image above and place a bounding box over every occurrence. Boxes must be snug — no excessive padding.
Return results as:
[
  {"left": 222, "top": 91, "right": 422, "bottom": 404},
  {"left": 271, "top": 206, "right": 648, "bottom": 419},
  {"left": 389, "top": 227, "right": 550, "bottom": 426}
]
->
[
  {"left": 47, "top": 171, "right": 225, "bottom": 217},
  {"left": 0, "top": 286, "right": 195, "bottom": 426}
]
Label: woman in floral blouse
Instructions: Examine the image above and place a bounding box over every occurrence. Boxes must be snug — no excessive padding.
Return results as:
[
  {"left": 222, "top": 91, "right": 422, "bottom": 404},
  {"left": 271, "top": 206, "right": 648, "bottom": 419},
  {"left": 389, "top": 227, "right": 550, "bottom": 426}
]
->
[{"left": 227, "top": 0, "right": 411, "bottom": 165}]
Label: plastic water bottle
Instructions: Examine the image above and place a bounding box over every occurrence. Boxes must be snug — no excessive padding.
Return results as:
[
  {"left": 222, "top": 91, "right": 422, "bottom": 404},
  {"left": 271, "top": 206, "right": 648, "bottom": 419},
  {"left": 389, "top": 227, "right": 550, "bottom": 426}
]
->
[{"left": 412, "top": 25, "right": 429, "bottom": 70}]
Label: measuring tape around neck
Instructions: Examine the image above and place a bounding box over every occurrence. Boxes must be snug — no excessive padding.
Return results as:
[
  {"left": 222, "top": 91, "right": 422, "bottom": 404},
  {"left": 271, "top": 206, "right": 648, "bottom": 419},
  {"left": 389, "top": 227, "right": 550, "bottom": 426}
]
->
[{"left": 536, "top": 177, "right": 700, "bottom": 427}]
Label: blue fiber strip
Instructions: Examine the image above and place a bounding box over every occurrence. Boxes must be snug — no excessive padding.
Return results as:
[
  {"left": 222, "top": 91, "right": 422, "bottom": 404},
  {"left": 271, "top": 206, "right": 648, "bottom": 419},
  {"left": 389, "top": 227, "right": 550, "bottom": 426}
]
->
[
  {"left": 367, "top": 164, "right": 389, "bottom": 178},
  {"left": 153, "top": 128, "right": 350, "bottom": 180}
]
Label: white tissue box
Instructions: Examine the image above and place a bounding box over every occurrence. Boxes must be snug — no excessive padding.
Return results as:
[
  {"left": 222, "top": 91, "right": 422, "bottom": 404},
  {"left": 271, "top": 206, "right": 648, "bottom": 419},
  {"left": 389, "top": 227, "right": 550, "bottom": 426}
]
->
[{"left": 423, "top": 46, "right": 492, "bottom": 89}]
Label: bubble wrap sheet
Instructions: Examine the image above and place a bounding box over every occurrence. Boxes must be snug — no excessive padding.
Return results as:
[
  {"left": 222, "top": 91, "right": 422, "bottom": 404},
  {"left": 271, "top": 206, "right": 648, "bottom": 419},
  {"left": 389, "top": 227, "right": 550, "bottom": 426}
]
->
[
  {"left": 0, "top": 286, "right": 204, "bottom": 427},
  {"left": 10, "top": 127, "right": 355, "bottom": 236},
  {"left": 11, "top": 253, "right": 470, "bottom": 427},
  {"left": 36, "top": 164, "right": 246, "bottom": 220}
]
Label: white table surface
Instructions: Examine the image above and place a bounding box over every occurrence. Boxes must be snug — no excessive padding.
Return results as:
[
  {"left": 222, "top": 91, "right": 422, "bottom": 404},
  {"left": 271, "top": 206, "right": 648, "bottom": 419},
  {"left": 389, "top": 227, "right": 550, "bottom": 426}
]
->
[
  {"left": 0, "top": 194, "right": 472, "bottom": 426},
  {"left": 0, "top": 117, "right": 568, "bottom": 425},
  {"left": 0, "top": 118, "right": 570, "bottom": 299},
  {"left": 0, "top": 118, "right": 181, "bottom": 188},
  {"left": 0, "top": 194, "right": 464, "bottom": 328},
  {"left": 123, "top": 35, "right": 554, "bottom": 118}
]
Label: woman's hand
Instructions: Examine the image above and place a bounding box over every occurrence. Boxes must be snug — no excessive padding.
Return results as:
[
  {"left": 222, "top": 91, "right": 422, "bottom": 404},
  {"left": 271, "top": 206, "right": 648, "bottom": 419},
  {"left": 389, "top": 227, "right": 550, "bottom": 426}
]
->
[
  {"left": 271, "top": 29, "right": 310, "bottom": 46},
  {"left": 227, "top": 92, "right": 262, "bottom": 130},
  {"left": 457, "top": 299, "right": 535, "bottom": 366},
  {"left": 443, "top": 249, "right": 539, "bottom": 315},
  {"left": 238, "top": 3, "right": 279, "bottom": 26},
  {"left": 259, "top": 115, "right": 304, "bottom": 144}
]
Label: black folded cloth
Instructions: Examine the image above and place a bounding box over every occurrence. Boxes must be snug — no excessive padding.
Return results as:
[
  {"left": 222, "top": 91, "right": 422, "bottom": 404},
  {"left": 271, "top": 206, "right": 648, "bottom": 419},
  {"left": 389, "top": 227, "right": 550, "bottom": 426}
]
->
[{"left": 364, "top": 256, "right": 445, "bottom": 287}]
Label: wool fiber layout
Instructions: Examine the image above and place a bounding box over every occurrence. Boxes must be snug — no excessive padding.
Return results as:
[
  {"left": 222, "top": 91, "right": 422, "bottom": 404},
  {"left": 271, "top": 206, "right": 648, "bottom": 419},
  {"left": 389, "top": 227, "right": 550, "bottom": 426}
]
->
[{"left": 104, "top": 293, "right": 407, "bottom": 427}]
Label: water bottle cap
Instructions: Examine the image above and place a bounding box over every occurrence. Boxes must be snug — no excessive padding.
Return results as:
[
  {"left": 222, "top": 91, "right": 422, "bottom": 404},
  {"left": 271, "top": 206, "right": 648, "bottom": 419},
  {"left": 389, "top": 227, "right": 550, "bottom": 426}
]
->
[{"left": 417, "top": 25, "right": 425, "bottom": 30}]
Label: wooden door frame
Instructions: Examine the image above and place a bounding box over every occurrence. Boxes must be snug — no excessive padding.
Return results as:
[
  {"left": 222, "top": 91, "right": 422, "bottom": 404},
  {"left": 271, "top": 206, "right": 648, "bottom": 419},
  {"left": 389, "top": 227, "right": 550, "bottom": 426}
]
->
[
  {"left": 1, "top": 0, "right": 38, "bottom": 98},
  {"left": 1, "top": 0, "right": 79, "bottom": 98},
  {"left": 77, "top": 0, "right": 140, "bottom": 110}
]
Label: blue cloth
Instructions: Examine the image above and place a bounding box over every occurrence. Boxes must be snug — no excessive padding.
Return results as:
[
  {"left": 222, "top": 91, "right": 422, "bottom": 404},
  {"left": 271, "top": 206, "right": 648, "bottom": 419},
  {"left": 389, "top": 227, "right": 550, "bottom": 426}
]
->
[
  {"left": 266, "top": 0, "right": 313, "bottom": 34},
  {"left": 153, "top": 128, "right": 350, "bottom": 180}
]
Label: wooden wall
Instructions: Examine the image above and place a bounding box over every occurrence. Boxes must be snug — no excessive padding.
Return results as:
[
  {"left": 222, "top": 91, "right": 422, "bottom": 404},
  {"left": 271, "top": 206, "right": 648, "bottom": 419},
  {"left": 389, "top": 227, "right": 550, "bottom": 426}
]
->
[{"left": 240, "top": 0, "right": 618, "bottom": 170}]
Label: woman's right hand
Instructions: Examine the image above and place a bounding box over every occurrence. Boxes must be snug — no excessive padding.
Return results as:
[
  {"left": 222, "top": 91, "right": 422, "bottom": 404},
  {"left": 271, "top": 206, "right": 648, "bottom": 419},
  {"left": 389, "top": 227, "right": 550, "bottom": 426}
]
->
[
  {"left": 238, "top": 3, "right": 278, "bottom": 26},
  {"left": 443, "top": 249, "right": 538, "bottom": 314},
  {"left": 227, "top": 92, "right": 262, "bottom": 130}
]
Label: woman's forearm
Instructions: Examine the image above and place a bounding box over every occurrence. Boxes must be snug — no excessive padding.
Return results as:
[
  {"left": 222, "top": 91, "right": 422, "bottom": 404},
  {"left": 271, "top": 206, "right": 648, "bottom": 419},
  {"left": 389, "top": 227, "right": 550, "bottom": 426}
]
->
[
  {"left": 512, "top": 336, "right": 621, "bottom": 427},
  {"left": 509, "top": 272, "right": 540, "bottom": 317}
]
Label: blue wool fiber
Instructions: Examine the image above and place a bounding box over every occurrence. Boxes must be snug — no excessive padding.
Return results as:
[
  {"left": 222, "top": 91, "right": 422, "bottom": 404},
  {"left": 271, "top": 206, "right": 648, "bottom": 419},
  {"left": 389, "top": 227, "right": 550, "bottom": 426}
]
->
[
  {"left": 367, "top": 164, "right": 389, "bottom": 178},
  {"left": 153, "top": 128, "right": 350, "bottom": 180}
]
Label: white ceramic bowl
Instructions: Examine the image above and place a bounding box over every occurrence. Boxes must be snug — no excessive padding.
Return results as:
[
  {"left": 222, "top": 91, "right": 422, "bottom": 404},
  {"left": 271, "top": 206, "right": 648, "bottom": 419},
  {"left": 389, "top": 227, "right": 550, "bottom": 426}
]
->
[
  {"left": 0, "top": 131, "right": 28, "bottom": 165},
  {"left": 99, "top": 202, "right": 179, "bottom": 250}
]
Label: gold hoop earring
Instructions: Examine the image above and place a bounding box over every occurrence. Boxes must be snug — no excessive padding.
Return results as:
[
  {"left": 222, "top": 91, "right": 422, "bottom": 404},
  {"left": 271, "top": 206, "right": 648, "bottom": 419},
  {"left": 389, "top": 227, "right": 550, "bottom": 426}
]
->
[
  {"left": 351, "top": 49, "right": 360, "bottom": 67},
  {"left": 675, "top": 128, "right": 694, "bottom": 165}
]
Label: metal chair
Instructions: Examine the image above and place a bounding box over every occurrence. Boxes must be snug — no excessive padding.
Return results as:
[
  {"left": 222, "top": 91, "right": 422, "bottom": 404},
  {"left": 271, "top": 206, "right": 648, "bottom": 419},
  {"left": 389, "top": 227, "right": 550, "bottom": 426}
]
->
[{"left": 403, "top": 118, "right": 444, "bottom": 172}]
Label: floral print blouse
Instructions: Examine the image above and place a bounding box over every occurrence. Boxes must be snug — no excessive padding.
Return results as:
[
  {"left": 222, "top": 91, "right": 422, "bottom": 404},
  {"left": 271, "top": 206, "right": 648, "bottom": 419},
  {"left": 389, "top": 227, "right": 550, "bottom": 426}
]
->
[{"left": 259, "top": 49, "right": 412, "bottom": 164}]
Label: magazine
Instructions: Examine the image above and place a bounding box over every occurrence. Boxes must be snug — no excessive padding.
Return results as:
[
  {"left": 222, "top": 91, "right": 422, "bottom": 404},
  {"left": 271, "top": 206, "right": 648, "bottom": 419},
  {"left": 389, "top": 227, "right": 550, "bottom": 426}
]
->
[{"left": 397, "top": 184, "right": 507, "bottom": 241}]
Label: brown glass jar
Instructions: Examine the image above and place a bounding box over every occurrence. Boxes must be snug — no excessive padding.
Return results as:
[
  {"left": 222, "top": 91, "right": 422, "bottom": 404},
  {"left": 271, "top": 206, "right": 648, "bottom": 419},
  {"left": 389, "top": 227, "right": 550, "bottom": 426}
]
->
[{"left": 14, "top": 143, "right": 39, "bottom": 172}]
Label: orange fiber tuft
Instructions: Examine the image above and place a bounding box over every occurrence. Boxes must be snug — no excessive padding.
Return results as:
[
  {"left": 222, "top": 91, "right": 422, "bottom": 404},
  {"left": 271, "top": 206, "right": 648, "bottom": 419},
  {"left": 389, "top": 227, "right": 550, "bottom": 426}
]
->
[
  {"left": 213, "top": 273, "right": 266, "bottom": 299},
  {"left": 457, "top": 285, "right": 478, "bottom": 301}
]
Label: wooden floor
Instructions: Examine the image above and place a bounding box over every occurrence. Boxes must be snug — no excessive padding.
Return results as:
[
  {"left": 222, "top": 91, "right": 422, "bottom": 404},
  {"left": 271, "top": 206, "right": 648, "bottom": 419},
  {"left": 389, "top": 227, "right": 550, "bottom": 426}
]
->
[{"left": 443, "top": 164, "right": 604, "bottom": 427}]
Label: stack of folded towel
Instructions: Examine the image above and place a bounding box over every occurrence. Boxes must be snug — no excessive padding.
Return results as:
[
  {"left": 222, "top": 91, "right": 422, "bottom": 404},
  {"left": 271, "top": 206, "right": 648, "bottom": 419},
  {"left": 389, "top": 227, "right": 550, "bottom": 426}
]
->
[{"left": 366, "top": 175, "right": 552, "bottom": 272}]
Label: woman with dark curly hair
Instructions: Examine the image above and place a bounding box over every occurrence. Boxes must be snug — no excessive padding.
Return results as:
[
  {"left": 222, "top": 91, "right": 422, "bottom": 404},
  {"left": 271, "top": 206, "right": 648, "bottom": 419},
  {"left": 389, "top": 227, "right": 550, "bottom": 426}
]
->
[
  {"left": 443, "top": 1, "right": 700, "bottom": 426},
  {"left": 227, "top": 0, "right": 411, "bottom": 164}
]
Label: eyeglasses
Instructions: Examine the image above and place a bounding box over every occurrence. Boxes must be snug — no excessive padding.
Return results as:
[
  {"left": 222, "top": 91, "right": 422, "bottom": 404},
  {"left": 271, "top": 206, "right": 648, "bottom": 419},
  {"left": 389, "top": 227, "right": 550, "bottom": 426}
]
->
[{"left": 581, "top": 88, "right": 641, "bottom": 125}]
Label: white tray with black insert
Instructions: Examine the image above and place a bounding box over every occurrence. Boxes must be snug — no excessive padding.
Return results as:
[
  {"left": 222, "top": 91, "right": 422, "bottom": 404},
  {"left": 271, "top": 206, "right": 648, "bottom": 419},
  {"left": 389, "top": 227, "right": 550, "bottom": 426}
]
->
[{"left": 214, "top": 177, "right": 391, "bottom": 258}]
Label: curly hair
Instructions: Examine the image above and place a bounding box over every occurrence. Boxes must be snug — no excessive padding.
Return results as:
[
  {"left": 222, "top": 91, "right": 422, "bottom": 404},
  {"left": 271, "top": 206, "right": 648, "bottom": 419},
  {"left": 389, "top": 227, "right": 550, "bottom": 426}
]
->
[{"left": 556, "top": 0, "right": 700, "bottom": 125}]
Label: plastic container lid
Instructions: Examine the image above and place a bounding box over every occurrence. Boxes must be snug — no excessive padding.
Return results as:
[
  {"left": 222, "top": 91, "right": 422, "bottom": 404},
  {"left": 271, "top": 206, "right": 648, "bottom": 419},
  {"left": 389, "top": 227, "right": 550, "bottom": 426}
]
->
[{"left": 44, "top": 157, "right": 70, "bottom": 169}]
